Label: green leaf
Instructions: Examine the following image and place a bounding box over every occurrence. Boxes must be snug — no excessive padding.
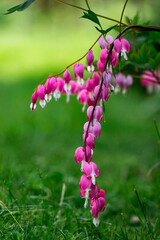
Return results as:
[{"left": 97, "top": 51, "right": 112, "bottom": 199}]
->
[
  {"left": 149, "top": 53, "right": 160, "bottom": 69},
  {"left": 95, "top": 24, "right": 118, "bottom": 35},
  {"left": 81, "top": 10, "right": 101, "bottom": 28},
  {"left": 5, "top": 0, "right": 35, "bottom": 15},
  {"left": 132, "top": 11, "right": 140, "bottom": 25},
  {"left": 123, "top": 60, "right": 150, "bottom": 70}
]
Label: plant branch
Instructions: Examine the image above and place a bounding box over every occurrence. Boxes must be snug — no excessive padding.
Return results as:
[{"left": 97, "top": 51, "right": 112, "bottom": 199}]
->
[
  {"left": 85, "top": 0, "right": 90, "bottom": 10},
  {"left": 38, "top": 35, "right": 102, "bottom": 87},
  {"left": 119, "top": 0, "right": 128, "bottom": 34},
  {"left": 55, "top": 0, "right": 127, "bottom": 26}
]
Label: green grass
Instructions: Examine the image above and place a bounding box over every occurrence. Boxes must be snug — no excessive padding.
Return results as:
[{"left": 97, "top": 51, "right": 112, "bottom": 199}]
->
[{"left": 0, "top": 77, "right": 160, "bottom": 239}]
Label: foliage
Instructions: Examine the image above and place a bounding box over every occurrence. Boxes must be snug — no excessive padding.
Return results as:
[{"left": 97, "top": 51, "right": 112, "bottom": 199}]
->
[{"left": 5, "top": 0, "right": 35, "bottom": 14}]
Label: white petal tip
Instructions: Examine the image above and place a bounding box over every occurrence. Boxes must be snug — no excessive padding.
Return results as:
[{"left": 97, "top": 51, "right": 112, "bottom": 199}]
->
[
  {"left": 45, "top": 94, "right": 52, "bottom": 102},
  {"left": 87, "top": 65, "right": 95, "bottom": 73},
  {"left": 93, "top": 217, "right": 99, "bottom": 227},
  {"left": 39, "top": 100, "right": 46, "bottom": 108},
  {"left": 30, "top": 103, "right": 36, "bottom": 111},
  {"left": 84, "top": 199, "right": 88, "bottom": 208}
]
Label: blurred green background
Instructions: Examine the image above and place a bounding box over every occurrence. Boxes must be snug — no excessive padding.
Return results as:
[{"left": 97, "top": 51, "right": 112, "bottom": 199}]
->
[{"left": 0, "top": 0, "right": 160, "bottom": 239}]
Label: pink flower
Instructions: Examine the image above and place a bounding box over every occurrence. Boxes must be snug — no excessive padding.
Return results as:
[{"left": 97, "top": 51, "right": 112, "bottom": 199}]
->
[
  {"left": 94, "top": 85, "right": 102, "bottom": 102},
  {"left": 141, "top": 71, "right": 160, "bottom": 93},
  {"left": 52, "top": 77, "right": 64, "bottom": 101},
  {"left": 37, "top": 85, "right": 46, "bottom": 108},
  {"left": 94, "top": 85, "right": 110, "bottom": 102},
  {"left": 79, "top": 175, "right": 92, "bottom": 208},
  {"left": 83, "top": 132, "right": 95, "bottom": 149},
  {"left": 70, "top": 80, "right": 78, "bottom": 95},
  {"left": 98, "top": 35, "right": 113, "bottom": 49},
  {"left": 86, "top": 78, "right": 95, "bottom": 92},
  {"left": 30, "top": 91, "right": 38, "bottom": 111},
  {"left": 116, "top": 73, "right": 124, "bottom": 88},
  {"left": 86, "top": 50, "right": 94, "bottom": 66},
  {"left": 124, "top": 75, "right": 133, "bottom": 89},
  {"left": 82, "top": 161, "right": 99, "bottom": 184},
  {"left": 90, "top": 197, "right": 106, "bottom": 226},
  {"left": 79, "top": 175, "right": 98, "bottom": 208},
  {"left": 98, "top": 189, "right": 105, "bottom": 198},
  {"left": 37, "top": 84, "right": 45, "bottom": 100},
  {"left": 106, "top": 35, "right": 113, "bottom": 48},
  {"left": 44, "top": 78, "right": 52, "bottom": 95},
  {"left": 87, "top": 98, "right": 95, "bottom": 107},
  {"left": 63, "top": 69, "right": 71, "bottom": 84},
  {"left": 141, "top": 71, "right": 158, "bottom": 86},
  {"left": 103, "top": 71, "right": 112, "bottom": 87},
  {"left": 98, "top": 36, "right": 107, "bottom": 49},
  {"left": 114, "top": 38, "right": 130, "bottom": 60},
  {"left": 121, "top": 39, "right": 130, "bottom": 52},
  {"left": 86, "top": 78, "right": 95, "bottom": 101},
  {"left": 97, "top": 61, "right": 105, "bottom": 73},
  {"left": 100, "top": 49, "right": 108, "bottom": 64},
  {"left": 102, "top": 85, "right": 110, "bottom": 101},
  {"left": 115, "top": 73, "right": 133, "bottom": 94},
  {"left": 110, "top": 50, "right": 118, "bottom": 67},
  {"left": 121, "top": 39, "right": 130, "bottom": 60},
  {"left": 73, "top": 63, "right": 85, "bottom": 86},
  {"left": 93, "top": 72, "right": 100, "bottom": 86},
  {"left": 57, "top": 77, "right": 65, "bottom": 93},
  {"left": 84, "top": 121, "right": 101, "bottom": 138},
  {"left": 63, "top": 70, "right": 72, "bottom": 102},
  {"left": 74, "top": 147, "right": 85, "bottom": 163},
  {"left": 74, "top": 146, "right": 92, "bottom": 163},
  {"left": 80, "top": 182, "right": 98, "bottom": 202},
  {"left": 44, "top": 78, "right": 52, "bottom": 102},
  {"left": 114, "top": 39, "right": 122, "bottom": 53},
  {"left": 49, "top": 77, "right": 57, "bottom": 93},
  {"left": 86, "top": 50, "right": 95, "bottom": 73},
  {"left": 87, "top": 106, "right": 103, "bottom": 122},
  {"left": 78, "top": 89, "right": 89, "bottom": 112},
  {"left": 76, "top": 63, "right": 85, "bottom": 79}
]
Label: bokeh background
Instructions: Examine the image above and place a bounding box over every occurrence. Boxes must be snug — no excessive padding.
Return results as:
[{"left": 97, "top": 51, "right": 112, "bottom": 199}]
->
[{"left": 0, "top": 0, "right": 160, "bottom": 239}]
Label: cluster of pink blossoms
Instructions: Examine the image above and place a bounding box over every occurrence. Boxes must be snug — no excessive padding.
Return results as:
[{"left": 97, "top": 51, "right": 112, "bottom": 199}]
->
[
  {"left": 141, "top": 70, "right": 160, "bottom": 93},
  {"left": 75, "top": 105, "right": 106, "bottom": 227},
  {"left": 30, "top": 34, "right": 132, "bottom": 226}
]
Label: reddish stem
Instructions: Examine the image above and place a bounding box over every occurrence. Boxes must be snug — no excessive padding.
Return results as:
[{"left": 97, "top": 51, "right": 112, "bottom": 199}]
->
[{"left": 119, "top": 0, "right": 128, "bottom": 34}]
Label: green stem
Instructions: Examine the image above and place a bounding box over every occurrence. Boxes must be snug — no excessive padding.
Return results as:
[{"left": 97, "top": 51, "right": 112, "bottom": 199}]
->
[
  {"left": 85, "top": 0, "right": 90, "bottom": 10},
  {"left": 119, "top": 0, "right": 128, "bottom": 34},
  {"left": 134, "top": 188, "right": 154, "bottom": 238}
]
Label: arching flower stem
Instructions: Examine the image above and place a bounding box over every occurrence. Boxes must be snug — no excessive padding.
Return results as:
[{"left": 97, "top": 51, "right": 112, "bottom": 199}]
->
[{"left": 37, "top": 35, "right": 102, "bottom": 89}]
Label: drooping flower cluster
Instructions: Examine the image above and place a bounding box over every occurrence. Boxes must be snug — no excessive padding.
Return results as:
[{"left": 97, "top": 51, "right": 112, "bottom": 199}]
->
[
  {"left": 30, "top": 34, "right": 132, "bottom": 226},
  {"left": 75, "top": 105, "right": 106, "bottom": 227},
  {"left": 140, "top": 70, "right": 160, "bottom": 93}
]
